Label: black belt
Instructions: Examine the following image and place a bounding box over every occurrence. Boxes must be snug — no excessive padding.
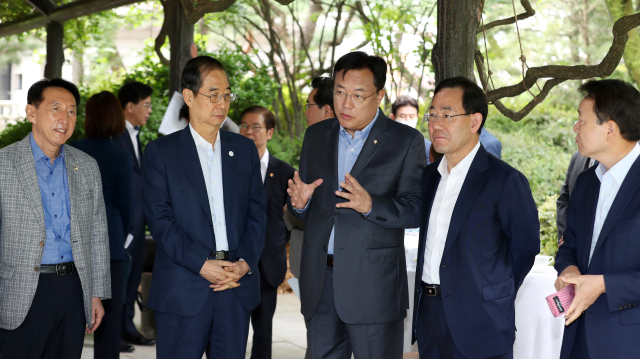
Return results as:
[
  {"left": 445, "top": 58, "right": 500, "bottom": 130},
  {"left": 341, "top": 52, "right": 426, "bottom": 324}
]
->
[
  {"left": 326, "top": 255, "right": 334, "bottom": 268},
  {"left": 40, "top": 262, "right": 76, "bottom": 275},
  {"left": 209, "top": 250, "right": 229, "bottom": 260},
  {"left": 421, "top": 282, "right": 441, "bottom": 297}
]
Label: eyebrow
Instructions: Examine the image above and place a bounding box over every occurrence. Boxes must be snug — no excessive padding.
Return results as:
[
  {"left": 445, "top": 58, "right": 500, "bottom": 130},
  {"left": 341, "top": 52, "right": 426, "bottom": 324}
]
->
[
  {"left": 208, "top": 86, "right": 231, "bottom": 92},
  {"left": 49, "top": 102, "right": 76, "bottom": 108},
  {"left": 335, "top": 83, "right": 367, "bottom": 92},
  {"left": 429, "top": 105, "right": 453, "bottom": 111}
]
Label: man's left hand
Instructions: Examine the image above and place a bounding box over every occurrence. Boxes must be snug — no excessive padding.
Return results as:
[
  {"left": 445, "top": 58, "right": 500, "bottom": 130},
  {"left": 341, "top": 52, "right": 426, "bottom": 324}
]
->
[
  {"left": 211, "top": 260, "right": 251, "bottom": 291},
  {"left": 561, "top": 274, "right": 606, "bottom": 326},
  {"left": 86, "top": 297, "right": 105, "bottom": 333},
  {"left": 335, "top": 173, "right": 372, "bottom": 214}
]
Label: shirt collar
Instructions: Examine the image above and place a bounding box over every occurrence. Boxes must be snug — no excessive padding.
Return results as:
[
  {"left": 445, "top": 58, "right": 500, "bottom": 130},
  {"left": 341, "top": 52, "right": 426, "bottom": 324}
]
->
[
  {"left": 261, "top": 148, "right": 270, "bottom": 167},
  {"left": 29, "top": 132, "right": 65, "bottom": 163},
  {"left": 125, "top": 120, "right": 139, "bottom": 135},
  {"left": 189, "top": 123, "right": 220, "bottom": 149},
  {"left": 596, "top": 142, "right": 640, "bottom": 184},
  {"left": 339, "top": 108, "right": 380, "bottom": 142},
  {"left": 438, "top": 141, "right": 481, "bottom": 177}
]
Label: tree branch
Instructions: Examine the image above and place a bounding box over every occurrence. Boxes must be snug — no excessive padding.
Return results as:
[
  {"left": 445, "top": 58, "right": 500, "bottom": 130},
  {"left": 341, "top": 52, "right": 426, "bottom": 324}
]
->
[
  {"left": 477, "top": 0, "right": 535, "bottom": 33},
  {"left": 155, "top": 12, "right": 170, "bottom": 66},
  {"left": 179, "top": 0, "right": 237, "bottom": 24}
]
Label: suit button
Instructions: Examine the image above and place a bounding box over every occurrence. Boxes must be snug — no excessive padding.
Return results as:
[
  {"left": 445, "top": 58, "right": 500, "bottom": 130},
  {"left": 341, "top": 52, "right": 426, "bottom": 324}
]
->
[
  {"left": 620, "top": 306, "right": 624, "bottom": 310},
  {"left": 441, "top": 265, "right": 447, "bottom": 268},
  {"left": 323, "top": 246, "right": 327, "bottom": 251},
  {"left": 210, "top": 225, "right": 213, "bottom": 229},
  {"left": 39, "top": 241, "right": 44, "bottom": 247},
  {"left": 34, "top": 266, "right": 39, "bottom": 272},
  {"left": 334, "top": 211, "right": 339, "bottom": 216}
]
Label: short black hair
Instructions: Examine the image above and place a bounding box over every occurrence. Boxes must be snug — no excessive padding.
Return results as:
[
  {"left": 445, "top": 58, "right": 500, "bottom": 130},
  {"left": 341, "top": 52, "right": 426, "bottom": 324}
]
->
[
  {"left": 118, "top": 81, "right": 153, "bottom": 109},
  {"left": 179, "top": 103, "right": 190, "bottom": 123},
  {"left": 311, "top": 76, "right": 335, "bottom": 113},
  {"left": 392, "top": 95, "right": 419, "bottom": 116},
  {"left": 240, "top": 105, "right": 276, "bottom": 130},
  {"left": 27, "top": 78, "right": 80, "bottom": 108},
  {"left": 579, "top": 79, "right": 640, "bottom": 142},
  {"left": 433, "top": 77, "right": 488, "bottom": 134},
  {"left": 333, "top": 51, "right": 387, "bottom": 92},
  {"left": 181, "top": 56, "right": 228, "bottom": 96}
]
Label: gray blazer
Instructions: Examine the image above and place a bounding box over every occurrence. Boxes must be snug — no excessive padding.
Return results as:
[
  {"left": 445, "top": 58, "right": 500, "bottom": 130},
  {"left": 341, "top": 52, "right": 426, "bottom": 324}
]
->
[
  {"left": 0, "top": 135, "right": 111, "bottom": 330},
  {"left": 556, "top": 151, "right": 595, "bottom": 241},
  {"left": 289, "top": 113, "right": 427, "bottom": 324}
]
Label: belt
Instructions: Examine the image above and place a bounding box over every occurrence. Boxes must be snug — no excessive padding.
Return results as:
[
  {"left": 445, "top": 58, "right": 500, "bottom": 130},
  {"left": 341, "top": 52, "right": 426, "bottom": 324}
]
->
[
  {"left": 209, "top": 250, "right": 229, "bottom": 260},
  {"left": 40, "top": 262, "right": 76, "bottom": 275},
  {"left": 326, "top": 255, "right": 334, "bottom": 268},
  {"left": 421, "top": 282, "right": 441, "bottom": 297}
]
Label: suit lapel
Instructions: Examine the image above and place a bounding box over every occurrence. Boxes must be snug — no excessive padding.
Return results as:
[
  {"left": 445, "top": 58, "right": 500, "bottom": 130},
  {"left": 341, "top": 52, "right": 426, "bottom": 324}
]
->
[
  {"left": 417, "top": 166, "right": 442, "bottom": 270},
  {"left": 121, "top": 131, "right": 140, "bottom": 171},
  {"left": 64, "top": 147, "right": 80, "bottom": 247},
  {"left": 349, "top": 111, "right": 388, "bottom": 179},
  {"left": 325, "top": 120, "right": 340, "bottom": 194},
  {"left": 441, "top": 147, "right": 489, "bottom": 259},
  {"left": 15, "top": 136, "right": 45, "bottom": 230},
  {"left": 579, "top": 171, "right": 599, "bottom": 270},
  {"left": 264, "top": 155, "right": 277, "bottom": 201},
  {"left": 220, "top": 131, "right": 235, "bottom": 232},
  {"left": 177, "top": 127, "right": 212, "bottom": 221}
]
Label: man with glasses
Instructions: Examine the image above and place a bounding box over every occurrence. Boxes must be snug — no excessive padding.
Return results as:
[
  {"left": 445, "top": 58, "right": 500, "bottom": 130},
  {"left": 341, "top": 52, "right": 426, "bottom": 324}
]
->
[
  {"left": 411, "top": 77, "right": 539, "bottom": 359},
  {"left": 305, "top": 76, "right": 335, "bottom": 127},
  {"left": 142, "top": 56, "right": 266, "bottom": 359},
  {"left": 287, "top": 51, "right": 427, "bottom": 359},
  {"left": 239, "top": 106, "right": 295, "bottom": 359}
]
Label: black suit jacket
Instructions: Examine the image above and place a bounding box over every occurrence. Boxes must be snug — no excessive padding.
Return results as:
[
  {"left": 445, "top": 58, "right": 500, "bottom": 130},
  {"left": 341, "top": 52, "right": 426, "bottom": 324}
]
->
[
  {"left": 288, "top": 111, "right": 427, "bottom": 324},
  {"left": 260, "top": 154, "right": 295, "bottom": 287},
  {"left": 113, "top": 129, "right": 145, "bottom": 236}
]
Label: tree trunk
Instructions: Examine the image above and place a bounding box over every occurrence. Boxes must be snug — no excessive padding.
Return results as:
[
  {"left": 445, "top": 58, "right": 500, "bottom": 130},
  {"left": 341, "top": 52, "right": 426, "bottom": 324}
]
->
[
  {"left": 166, "top": 0, "right": 194, "bottom": 94},
  {"left": 605, "top": 0, "right": 640, "bottom": 85},
  {"left": 44, "top": 21, "right": 64, "bottom": 79},
  {"left": 432, "top": 0, "right": 480, "bottom": 84},
  {"left": 71, "top": 51, "right": 83, "bottom": 85}
]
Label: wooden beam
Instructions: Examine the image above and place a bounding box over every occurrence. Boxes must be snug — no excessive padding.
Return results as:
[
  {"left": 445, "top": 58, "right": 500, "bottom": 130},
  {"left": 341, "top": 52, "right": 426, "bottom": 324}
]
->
[
  {"left": 0, "top": 0, "right": 141, "bottom": 38},
  {"left": 44, "top": 21, "right": 64, "bottom": 79},
  {"left": 25, "top": 0, "right": 58, "bottom": 17}
]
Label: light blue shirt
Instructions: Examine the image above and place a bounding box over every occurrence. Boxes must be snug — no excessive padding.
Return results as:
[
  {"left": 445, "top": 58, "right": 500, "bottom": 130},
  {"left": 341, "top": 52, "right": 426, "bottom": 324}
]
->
[
  {"left": 589, "top": 142, "right": 640, "bottom": 264},
  {"left": 190, "top": 124, "right": 229, "bottom": 251},
  {"left": 30, "top": 133, "right": 73, "bottom": 264}
]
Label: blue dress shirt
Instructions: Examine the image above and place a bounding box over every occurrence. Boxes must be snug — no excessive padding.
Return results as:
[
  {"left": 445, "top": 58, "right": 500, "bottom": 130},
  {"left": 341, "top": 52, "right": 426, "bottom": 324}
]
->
[{"left": 30, "top": 133, "right": 73, "bottom": 264}]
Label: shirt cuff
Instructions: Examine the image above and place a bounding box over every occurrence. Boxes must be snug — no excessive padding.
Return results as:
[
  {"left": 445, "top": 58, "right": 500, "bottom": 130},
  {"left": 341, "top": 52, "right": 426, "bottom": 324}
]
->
[{"left": 293, "top": 197, "right": 312, "bottom": 213}]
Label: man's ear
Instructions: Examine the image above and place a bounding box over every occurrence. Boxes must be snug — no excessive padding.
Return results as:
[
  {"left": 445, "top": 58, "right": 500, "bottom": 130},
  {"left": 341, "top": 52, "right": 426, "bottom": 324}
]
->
[
  {"left": 389, "top": 113, "right": 396, "bottom": 120},
  {"left": 470, "top": 113, "right": 482, "bottom": 134},
  {"left": 267, "top": 128, "right": 275, "bottom": 141},
  {"left": 125, "top": 102, "right": 135, "bottom": 115},
  {"left": 182, "top": 89, "right": 194, "bottom": 107},
  {"left": 376, "top": 89, "right": 386, "bottom": 107},
  {"left": 26, "top": 104, "right": 36, "bottom": 125},
  {"left": 606, "top": 120, "right": 618, "bottom": 141},
  {"left": 322, "top": 104, "right": 334, "bottom": 119}
]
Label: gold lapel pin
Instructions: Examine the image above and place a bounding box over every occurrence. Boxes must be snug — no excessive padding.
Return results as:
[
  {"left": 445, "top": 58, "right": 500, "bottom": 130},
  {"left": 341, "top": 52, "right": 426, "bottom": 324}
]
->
[
  {"left": 270, "top": 173, "right": 274, "bottom": 177},
  {"left": 373, "top": 139, "right": 378, "bottom": 144},
  {"left": 74, "top": 166, "right": 79, "bottom": 171}
]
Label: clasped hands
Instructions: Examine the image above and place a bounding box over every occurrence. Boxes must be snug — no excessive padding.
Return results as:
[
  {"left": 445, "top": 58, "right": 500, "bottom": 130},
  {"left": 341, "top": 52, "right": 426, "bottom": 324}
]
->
[
  {"left": 554, "top": 265, "right": 606, "bottom": 326},
  {"left": 287, "top": 171, "right": 372, "bottom": 213},
  {"left": 200, "top": 259, "right": 250, "bottom": 292}
]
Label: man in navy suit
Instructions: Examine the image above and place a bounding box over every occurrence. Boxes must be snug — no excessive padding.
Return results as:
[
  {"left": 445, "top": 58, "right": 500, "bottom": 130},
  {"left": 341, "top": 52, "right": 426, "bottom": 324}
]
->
[
  {"left": 239, "top": 106, "right": 295, "bottom": 359},
  {"left": 554, "top": 79, "right": 640, "bottom": 359},
  {"left": 142, "top": 56, "right": 266, "bottom": 359},
  {"left": 412, "top": 77, "right": 540, "bottom": 359}
]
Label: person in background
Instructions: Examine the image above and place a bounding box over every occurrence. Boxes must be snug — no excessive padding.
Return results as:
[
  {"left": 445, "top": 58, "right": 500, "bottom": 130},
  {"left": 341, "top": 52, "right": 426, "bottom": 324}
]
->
[
  {"left": 239, "top": 106, "right": 295, "bottom": 359},
  {"left": 0, "top": 78, "right": 110, "bottom": 359},
  {"left": 304, "top": 76, "right": 335, "bottom": 127},
  {"left": 390, "top": 95, "right": 431, "bottom": 161},
  {"left": 72, "top": 91, "right": 134, "bottom": 358},
  {"left": 554, "top": 79, "right": 640, "bottom": 359},
  {"left": 114, "top": 81, "right": 156, "bottom": 348}
]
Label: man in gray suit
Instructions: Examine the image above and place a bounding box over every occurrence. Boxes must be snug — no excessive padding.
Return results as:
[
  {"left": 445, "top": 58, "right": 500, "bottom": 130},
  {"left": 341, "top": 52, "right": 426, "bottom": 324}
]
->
[
  {"left": 556, "top": 151, "right": 597, "bottom": 242},
  {"left": 0, "top": 78, "right": 111, "bottom": 359},
  {"left": 287, "top": 52, "right": 427, "bottom": 359}
]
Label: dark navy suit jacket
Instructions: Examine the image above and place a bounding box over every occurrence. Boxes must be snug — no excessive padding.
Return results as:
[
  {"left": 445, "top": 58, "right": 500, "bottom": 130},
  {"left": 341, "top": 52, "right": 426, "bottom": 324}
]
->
[
  {"left": 412, "top": 145, "right": 540, "bottom": 359},
  {"left": 142, "top": 127, "right": 266, "bottom": 316},
  {"left": 555, "top": 157, "right": 640, "bottom": 359},
  {"left": 112, "top": 130, "right": 145, "bottom": 237}
]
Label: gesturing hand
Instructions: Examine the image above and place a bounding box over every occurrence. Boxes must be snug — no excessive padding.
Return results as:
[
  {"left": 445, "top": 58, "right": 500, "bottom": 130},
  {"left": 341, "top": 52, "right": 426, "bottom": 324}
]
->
[
  {"left": 287, "top": 170, "right": 323, "bottom": 209},
  {"left": 335, "top": 173, "right": 372, "bottom": 214},
  {"left": 561, "top": 274, "right": 606, "bottom": 326}
]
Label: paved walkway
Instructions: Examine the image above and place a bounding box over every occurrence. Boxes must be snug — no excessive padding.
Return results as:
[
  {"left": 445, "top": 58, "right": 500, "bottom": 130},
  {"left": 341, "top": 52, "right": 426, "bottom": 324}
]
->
[{"left": 81, "top": 293, "right": 307, "bottom": 359}]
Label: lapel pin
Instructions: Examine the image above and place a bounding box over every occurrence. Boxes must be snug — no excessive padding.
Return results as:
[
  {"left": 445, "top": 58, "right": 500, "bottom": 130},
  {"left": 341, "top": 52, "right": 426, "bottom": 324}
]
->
[
  {"left": 74, "top": 166, "right": 79, "bottom": 171},
  {"left": 373, "top": 139, "right": 378, "bottom": 144},
  {"left": 270, "top": 173, "right": 274, "bottom": 177},
  {"left": 229, "top": 151, "right": 234, "bottom": 157}
]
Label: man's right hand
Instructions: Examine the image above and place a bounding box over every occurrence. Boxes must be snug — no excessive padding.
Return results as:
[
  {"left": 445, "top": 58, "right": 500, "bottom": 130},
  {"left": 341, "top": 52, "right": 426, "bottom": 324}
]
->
[
  {"left": 555, "top": 265, "right": 581, "bottom": 291},
  {"left": 287, "top": 170, "right": 323, "bottom": 209},
  {"left": 200, "top": 260, "right": 241, "bottom": 290}
]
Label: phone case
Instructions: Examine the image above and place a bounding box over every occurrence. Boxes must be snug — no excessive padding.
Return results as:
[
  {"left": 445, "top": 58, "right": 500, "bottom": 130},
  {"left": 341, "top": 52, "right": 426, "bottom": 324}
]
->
[{"left": 546, "top": 285, "right": 575, "bottom": 317}]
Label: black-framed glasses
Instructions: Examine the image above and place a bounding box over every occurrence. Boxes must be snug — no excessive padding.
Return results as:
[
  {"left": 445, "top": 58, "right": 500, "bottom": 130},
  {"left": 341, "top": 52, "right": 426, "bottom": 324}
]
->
[
  {"left": 239, "top": 125, "right": 266, "bottom": 132},
  {"left": 198, "top": 92, "right": 237, "bottom": 103},
  {"left": 305, "top": 103, "right": 318, "bottom": 110},
  {"left": 333, "top": 90, "right": 378, "bottom": 105},
  {"left": 424, "top": 113, "right": 470, "bottom": 124}
]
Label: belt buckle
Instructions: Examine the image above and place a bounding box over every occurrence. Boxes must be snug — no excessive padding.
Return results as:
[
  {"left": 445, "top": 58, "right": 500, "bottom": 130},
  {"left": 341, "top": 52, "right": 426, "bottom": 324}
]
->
[
  {"left": 56, "top": 263, "right": 68, "bottom": 276},
  {"left": 215, "top": 251, "right": 226, "bottom": 260},
  {"left": 424, "top": 285, "right": 437, "bottom": 296}
]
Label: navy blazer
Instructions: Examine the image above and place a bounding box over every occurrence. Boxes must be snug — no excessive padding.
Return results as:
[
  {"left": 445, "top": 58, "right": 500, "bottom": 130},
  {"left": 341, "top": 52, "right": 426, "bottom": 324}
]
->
[
  {"left": 142, "top": 127, "right": 266, "bottom": 316},
  {"left": 112, "top": 130, "right": 145, "bottom": 236},
  {"left": 555, "top": 156, "right": 640, "bottom": 359},
  {"left": 71, "top": 138, "right": 134, "bottom": 261},
  {"left": 412, "top": 145, "right": 540, "bottom": 359},
  {"left": 260, "top": 154, "right": 295, "bottom": 287}
]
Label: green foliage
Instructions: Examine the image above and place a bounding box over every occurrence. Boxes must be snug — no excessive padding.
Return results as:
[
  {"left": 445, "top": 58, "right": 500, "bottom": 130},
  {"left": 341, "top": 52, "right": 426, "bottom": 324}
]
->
[
  {"left": 0, "top": 119, "right": 32, "bottom": 149},
  {"left": 538, "top": 195, "right": 560, "bottom": 256},
  {"left": 267, "top": 132, "right": 303, "bottom": 170}
]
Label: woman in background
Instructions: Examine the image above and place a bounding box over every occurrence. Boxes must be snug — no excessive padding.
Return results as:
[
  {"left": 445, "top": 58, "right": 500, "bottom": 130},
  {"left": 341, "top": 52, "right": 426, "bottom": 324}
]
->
[{"left": 72, "top": 91, "right": 134, "bottom": 358}]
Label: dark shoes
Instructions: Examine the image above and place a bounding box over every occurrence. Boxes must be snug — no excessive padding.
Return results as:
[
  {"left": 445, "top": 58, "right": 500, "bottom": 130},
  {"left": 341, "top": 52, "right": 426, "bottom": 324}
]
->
[
  {"left": 120, "top": 343, "right": 135, "bottom": 353},
  {"left": 122, "top": 331, "right": 156, "bottom": 346}
]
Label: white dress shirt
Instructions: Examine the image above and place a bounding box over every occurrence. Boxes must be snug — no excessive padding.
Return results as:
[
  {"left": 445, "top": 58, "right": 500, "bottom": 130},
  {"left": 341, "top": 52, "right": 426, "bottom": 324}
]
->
[
  {"left": 422, "top": 141, "right": 481, "bottom": 285},
  {"left": 260, "top": 148, "right": 270, "bottom": 183},
  {"left": 589, "top": 142, "right": 640, "bottom": 264},
  {"left": 124, "top": 120, "right": 140, "bottom": 164},
  {"left": 190, "top": 124, "right": 229, "bottom": 251}
]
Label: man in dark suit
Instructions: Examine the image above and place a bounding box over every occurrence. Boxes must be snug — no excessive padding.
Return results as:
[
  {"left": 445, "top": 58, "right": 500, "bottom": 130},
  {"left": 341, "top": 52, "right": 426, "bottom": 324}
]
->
[
  {"left": 556, "top": 152, "right": 597, "bottom": 243},
  {"left": 287, "top": 51, "right": 427, "bottom": 359},
  {"left": 239, "top": 106, "right": 295, "bottom": 359},
  {"left": 304, "top": 76, "right": 335, "bottom": 127},
  {"left": 412, "top": 77, "right": 540, "bottom": 359},
  {"left": 142, "top": 56, "right": 266, "bottom": 359},
  {"left": 113, "top": 81, "right": 156, "bottom": 347},
  {"left": 554, "top": 79, "right": 640, "bottom": 359}
]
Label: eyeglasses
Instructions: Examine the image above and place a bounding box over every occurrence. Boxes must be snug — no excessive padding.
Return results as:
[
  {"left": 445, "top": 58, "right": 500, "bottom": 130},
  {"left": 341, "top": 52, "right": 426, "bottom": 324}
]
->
[
  {"left": 141, "top": 102, "right": 152, "bottom": 109},
  {"left": 424, "top": 113, "right": 470, "bottom": 124},
  {"left": 305, "top": 103, "right": 318, "bottom": 110},
  {"left": 239, "top": 125, "right": 266, "bottom": 132},
  {"left": 333, "top": 90, "right": 377, "bottom": 105},
  {"left": 198, "top": 92, "right": 238, "bottom": 103}
]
